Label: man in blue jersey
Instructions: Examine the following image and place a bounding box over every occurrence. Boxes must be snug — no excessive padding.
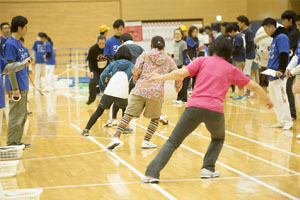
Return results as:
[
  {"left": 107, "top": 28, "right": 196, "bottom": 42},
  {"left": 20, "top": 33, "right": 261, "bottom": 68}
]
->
[
  {"left": 104, "top": 19, "right": 124, "bottom": 60},
  {"left": 237, "top": 16, "right": 256, "bottom": 79},
  {"left": 262, "top": 17, "right": 293, "bottom": 130},
  {"left": 0, "top": 22, "right": 11, "bottom": 58},
  {"left": 5, "top": 16, "right": 31, "bottom": 147},
  {"left": 32, "top": 32, "right": 47, "bottom": 89}
]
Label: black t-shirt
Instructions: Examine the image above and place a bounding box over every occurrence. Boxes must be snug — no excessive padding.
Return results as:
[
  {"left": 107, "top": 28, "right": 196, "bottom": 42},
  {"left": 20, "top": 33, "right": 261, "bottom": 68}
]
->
[{"left": 87, "top": 43, "right": 108, "bottom": 74}]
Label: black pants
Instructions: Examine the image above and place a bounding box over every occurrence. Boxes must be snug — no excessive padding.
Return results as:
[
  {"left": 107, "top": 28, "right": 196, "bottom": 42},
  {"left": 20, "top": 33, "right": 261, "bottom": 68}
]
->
[
  {"left": 177, "top": 65, "right": 189, "bottom": 102},
  {"left": 88, "top": 71, "right": 100, "bottom": 103},
  {"left": 287, "top": 76, "right": 296, "bottom": 119},
  {"left": 85, "top": 95, "right": 127, "bottom": 130},
  {"left": 145, "top": 107, "right": 225, "bottom": 179},
  {"left": 259, "top": 66, "right": 269, "bottom": 87}
]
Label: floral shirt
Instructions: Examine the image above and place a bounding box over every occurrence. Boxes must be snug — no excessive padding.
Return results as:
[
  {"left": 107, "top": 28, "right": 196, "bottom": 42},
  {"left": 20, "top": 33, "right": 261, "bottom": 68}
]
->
[{"left": 131, "top": 48, "right": 182, "bottom": 102}]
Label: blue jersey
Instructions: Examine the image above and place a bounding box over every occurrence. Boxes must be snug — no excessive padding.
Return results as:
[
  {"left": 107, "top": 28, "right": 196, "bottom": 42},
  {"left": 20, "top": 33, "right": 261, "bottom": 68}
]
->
[
  {"left": 4, "top": 36, "right": 29, "bottom": 91},
  {"left": 32, "top": 40, "right": 46, "bottom": 64},
  {"left": 242, "top": 28, "right": 256, "bottom": 59},
  {"left": 45, "top": 41, "right": 56, "bottom": 65},
  {"left": 0, "top": 36, "right": 8, "bottom": 58},
  {"left": 295, "top": 40, "right": 300, "bottom": 65},
  {"left": 104, "top": 36, "right": 121, "bottom": 56},
  {"left": 0, "top": 56, "right": 8, "bottom": 108},
  {"left": 267, "top": 33, "right": 290, "bottom": 81},
  {"left": 233, "top": 33, "right": 246, "bottom": 62}
]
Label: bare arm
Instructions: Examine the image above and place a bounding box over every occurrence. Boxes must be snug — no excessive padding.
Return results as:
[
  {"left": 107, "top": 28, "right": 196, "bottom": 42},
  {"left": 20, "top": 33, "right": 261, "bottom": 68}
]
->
[
  {"left": 244, "top": 80, "right": 273, "bottom": 109},
  {"left": 151, "top": 68, "right": 190, "bottom": 81}
]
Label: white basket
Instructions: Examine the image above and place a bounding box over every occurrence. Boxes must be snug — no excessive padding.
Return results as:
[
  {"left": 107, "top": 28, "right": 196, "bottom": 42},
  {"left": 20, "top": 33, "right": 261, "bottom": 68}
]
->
[
  {"left": 0, "top": 188, "right": 43, "bottom": 200},
  {"left": 0, "top": 161, "right": 19, "bottom": 178},
  {"left": 0, "top": 145, "right": 24, "bottom": 161}
]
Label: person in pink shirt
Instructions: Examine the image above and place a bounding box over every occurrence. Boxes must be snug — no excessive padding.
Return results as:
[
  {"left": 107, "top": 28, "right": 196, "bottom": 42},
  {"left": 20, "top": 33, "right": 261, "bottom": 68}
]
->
[
  {"left": 107, "top": 36, "right": 182, "bottom": 150},
  {"left": 142, "top": 36, "right": 273, "bottom": 183}
]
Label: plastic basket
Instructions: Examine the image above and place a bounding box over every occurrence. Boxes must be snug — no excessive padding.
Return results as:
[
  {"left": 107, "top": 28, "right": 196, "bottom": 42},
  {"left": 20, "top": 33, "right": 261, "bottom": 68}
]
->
[
  {"left": 0, "top": 188, "right": 43, "bottom": 200},
  {"left": 0, "top": 161, "right": 19, "bottom": 178},
  {"left": 0, "top": 145, "right": 24, "bottom": 161}
]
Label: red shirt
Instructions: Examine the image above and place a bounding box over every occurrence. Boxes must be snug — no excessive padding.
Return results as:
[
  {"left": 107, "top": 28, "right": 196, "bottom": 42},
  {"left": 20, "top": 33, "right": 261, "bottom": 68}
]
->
[{"left": 186, "top": 56, "right": 251, "bottom": 113}]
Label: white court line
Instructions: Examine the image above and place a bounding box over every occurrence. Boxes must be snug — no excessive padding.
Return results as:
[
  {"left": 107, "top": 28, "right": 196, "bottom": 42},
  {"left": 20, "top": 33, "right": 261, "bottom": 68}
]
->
[
  {"left": 23, "top": 150, "right": 105, "bottom": 161},
  {"left": 225, "top": 102, "right": 267, "bottom": 113},
  {"left": 135, "top": 123, "right": 299, "bottom": 200},
  {"left": 168, "top": 122, "right": 300, "bottom": 175},
  {"left": 70, "top": 123, "right": 177, "bottom": 200}
]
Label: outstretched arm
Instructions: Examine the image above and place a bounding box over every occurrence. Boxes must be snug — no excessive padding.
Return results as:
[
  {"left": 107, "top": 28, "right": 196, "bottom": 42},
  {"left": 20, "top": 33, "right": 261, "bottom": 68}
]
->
[
  {"left": 2, "top": 57, "right": 32, "bottom": 75},
  {"left": 151, "top": 68, "right": 190, "bottom": 81}
]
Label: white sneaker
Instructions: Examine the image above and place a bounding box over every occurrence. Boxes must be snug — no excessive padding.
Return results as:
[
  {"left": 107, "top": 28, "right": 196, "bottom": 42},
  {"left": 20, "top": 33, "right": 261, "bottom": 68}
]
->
[
  {"left": 107, "top": 137, "right": 120, "bottom": 150},
  {"left": 159, "top": 115, "right": 168, "bottom": 125},
  {"left": 283, "top": 122, "right": 293, "bottom": 130},
  {"left": 296, "top": 134, "right": 300, "bottom": 139},
  {"left": 141, "top": 176, "right": 159, "bottom": 184},
  {"left": 104, "top": 119, "right": 118, "bottom": 127},
  {"left": 201, "top": 168, "right": 220, "bottom": 178},
  {"left": 270, "top": 123, "right": 284, "bottom": 128},
  {"left": 141, "top": 140, "right": 157, "bottom": 149}
]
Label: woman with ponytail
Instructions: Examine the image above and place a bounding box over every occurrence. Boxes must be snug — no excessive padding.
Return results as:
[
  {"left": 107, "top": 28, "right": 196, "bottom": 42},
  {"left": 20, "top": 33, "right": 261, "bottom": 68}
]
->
[
  {"left": 44, "top": 36, "right": 56, "bottom": 91},
  {"left": 107, "top": 36, "right": 182, "bottom": 150}
]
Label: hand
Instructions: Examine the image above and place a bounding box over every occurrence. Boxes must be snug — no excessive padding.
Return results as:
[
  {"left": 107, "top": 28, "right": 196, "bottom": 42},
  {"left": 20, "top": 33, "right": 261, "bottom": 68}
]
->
[
  {"left": 89, "top": 72, "right": 94, "bottom": 79},
  {"left": 150, "top": 73, "right": 164, "bottom": 81},
  {"left": 285, "top": 69, "right": 292, "bottom": 78},
  {"left": 105, "top": 77, "right": 109, "bottom": 83},
  {"left": 23, "top": 56, "right": 33, "bottom": 66},
  {"left": 12, "top": 89, "right": 20, "bottom": 99},
  {"left": 265, "top": 98, "right": 274, "bottom": 109},
  {"left": 276, "top": 71, "right": 283, "bottom": 77}
]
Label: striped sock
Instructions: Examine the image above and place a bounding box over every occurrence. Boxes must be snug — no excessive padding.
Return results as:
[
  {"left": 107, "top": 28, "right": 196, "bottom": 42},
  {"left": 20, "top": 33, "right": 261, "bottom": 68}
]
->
[
  {"left": 144, "top": 119, "right": 159, "bottom": 141},
  {"left": 114, "top": 114, "right": 132, "bottom": 138}
]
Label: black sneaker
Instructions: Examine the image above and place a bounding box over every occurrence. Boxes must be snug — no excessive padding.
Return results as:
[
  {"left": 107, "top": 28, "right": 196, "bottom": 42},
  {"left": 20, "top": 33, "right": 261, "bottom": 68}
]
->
[
  {"left": 19, "top": 143, "right": 31, "bottom": 148},
  {"left": 82, "top": 129, "right": 89, "bottom": 137},
  {"left": 86, "top": 100, "right": 94, "bottom": 105}
]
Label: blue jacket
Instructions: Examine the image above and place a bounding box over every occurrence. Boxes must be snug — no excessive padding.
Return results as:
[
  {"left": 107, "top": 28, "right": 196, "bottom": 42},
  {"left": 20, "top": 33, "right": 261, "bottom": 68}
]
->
[{"left": 99, "top": 59, "right": 134, "bottom": 91}]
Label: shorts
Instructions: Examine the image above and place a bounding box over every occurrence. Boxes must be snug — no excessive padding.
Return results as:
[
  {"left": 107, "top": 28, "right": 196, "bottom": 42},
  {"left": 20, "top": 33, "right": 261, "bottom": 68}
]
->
[
  {"left": 99, "top": 94, "right": 127, "bottom": 110},
  {"left": 125, "top": 94, "right": 162, "bottom": 119},
  {"left": 233, "top": 60, "right": 245, "bottom": 72}
]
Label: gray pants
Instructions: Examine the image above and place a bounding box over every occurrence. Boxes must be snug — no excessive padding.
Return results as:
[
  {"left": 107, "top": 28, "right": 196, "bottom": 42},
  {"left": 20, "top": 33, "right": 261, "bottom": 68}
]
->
[
  {"left": 7, "top": 90, "right": 28, "bottom": 145},
  {"left": 145, "top": 107, "right": 225, "bottom": 179}
]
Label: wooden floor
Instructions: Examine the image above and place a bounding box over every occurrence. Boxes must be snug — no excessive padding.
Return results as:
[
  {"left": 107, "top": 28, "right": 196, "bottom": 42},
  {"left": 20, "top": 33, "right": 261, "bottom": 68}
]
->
[{"left": 0, "top": 81, "right": 300, "bottom": 200}]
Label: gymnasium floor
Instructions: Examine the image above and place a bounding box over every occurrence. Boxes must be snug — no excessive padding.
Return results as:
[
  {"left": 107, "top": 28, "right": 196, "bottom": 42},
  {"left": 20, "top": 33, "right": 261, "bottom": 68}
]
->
[{"left": 0, "top": 81, "right": 299, "bottom": 200}]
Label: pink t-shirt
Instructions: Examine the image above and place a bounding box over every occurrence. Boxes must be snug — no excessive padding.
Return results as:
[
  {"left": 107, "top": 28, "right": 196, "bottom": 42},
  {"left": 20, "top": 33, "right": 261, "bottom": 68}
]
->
[{"left": 186, "top": 56, "right": 251, "bottom": 113}]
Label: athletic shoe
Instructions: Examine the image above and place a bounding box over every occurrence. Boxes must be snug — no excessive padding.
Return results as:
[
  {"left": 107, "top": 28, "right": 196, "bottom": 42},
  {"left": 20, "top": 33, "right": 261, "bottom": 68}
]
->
[
  {"left": 270, "top": 123, "right": 284, "bottom": 128},
  {"left": 296, "top": 134, "right": 300, "bottom": 139},
  {"left": 141, "top": 176, "right": 159, "bottom": 184},
  {"left": 86, "top": 100, "right": 94, "bottom": 105},
  {"left": 82, "top": 129, "right": 89, "bottom": 137},
  {"left": 159, "top": 115, "right": 169, "bottom": 125},
  {"left": 230, "top": 92, "right": 236, "bottom": 98},
  {"left": 107, "top": 137, "right": 121, "bottom": 150},
  {"left": 141, "top": 140, "right": 157, "bottom": 149},
  {"left": 173, "top": 100, "right": 185, "bottom": 104},
  {"left": 123, "top": 127, "right": 133, "bottom": 134},
  {"left": 201, "top": 168, "right": 220, "bottom": 178},
  {"left": 9, "top": 143, "right": 31, "bottom": 148},
  {"left": 104, "top": 119, "right": 118, "bottom": 127},
  {"left": 283, "top": 122, "right": 293, "bottom": 130},
  {"left": 233, "top": 95, "right": 246, "bottom": 100}
]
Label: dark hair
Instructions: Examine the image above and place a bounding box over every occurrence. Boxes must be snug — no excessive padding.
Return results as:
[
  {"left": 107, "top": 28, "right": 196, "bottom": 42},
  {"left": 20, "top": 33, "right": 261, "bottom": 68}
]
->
[
  {"left": 295, "top": 14, "right": 300, "bottom": 22},
  {"left": 262, "top": 17, "right": 277, "bottom": 27},
  {"left": 113, "top": 45, "right": 132, "bottom": 61},
  {"left": 0, "top": 22, "right": 9, "bottom": 30},
  {"left": 151, "top": 36, "right": 165, "bottom": 50},
  {"left": 19, "top": 37, "right": 24, "bottom": 43},
  {"left": 11, "top": 16, "right": 28, "bottom": 32},
  {"left": 220, "top": 22, "right": 228, "bottom": 27},
  {"left": 120, "top": 33, "right": 133, "bottom": 43},
  {"left": 209, "top": 36, "right": 233, "bottom": 60},
  {"left": 199, "top": 28, "right": 205, "bottom": 34},
  {"left": 281, "top": 10, "right": 296, "bottom": 24},
  {"left": 100, "top": 30, "right": 107, "bottom": 35},
  {"left": 38, "top": 32, "right": 47, "bottom": 39},
  {"left": 226, "top": 23, "right": 238, "bottom": 33},
  {"left": 97, "top": 35, "right": 106, "bottom": 41},
  {"left": 204, "top": 26, "right": 212, "bottom": 31},
  {"left": 174, "top": 28, "right": 183, "bottom": 39},
  {"left": 188, "top": 26, "right": 198, "bottom": 38},
  {"left": 47, "top": 36, "right": 53, "bottom": 46},
  {"left": 237, "top": 15, "right": 250, "bottom": 26},
  {"left": 113, "top": 19, "right": 125, "bottom": 29}
]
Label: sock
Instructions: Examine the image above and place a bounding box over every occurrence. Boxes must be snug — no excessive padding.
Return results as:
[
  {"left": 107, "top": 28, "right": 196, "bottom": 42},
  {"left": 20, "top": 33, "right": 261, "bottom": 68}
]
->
[
  {"left": 144, "top": 119, "right": 159, "bottom": 141},
  {"left": 114, "top": 114, "right": 133, "bottom": 138}
]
